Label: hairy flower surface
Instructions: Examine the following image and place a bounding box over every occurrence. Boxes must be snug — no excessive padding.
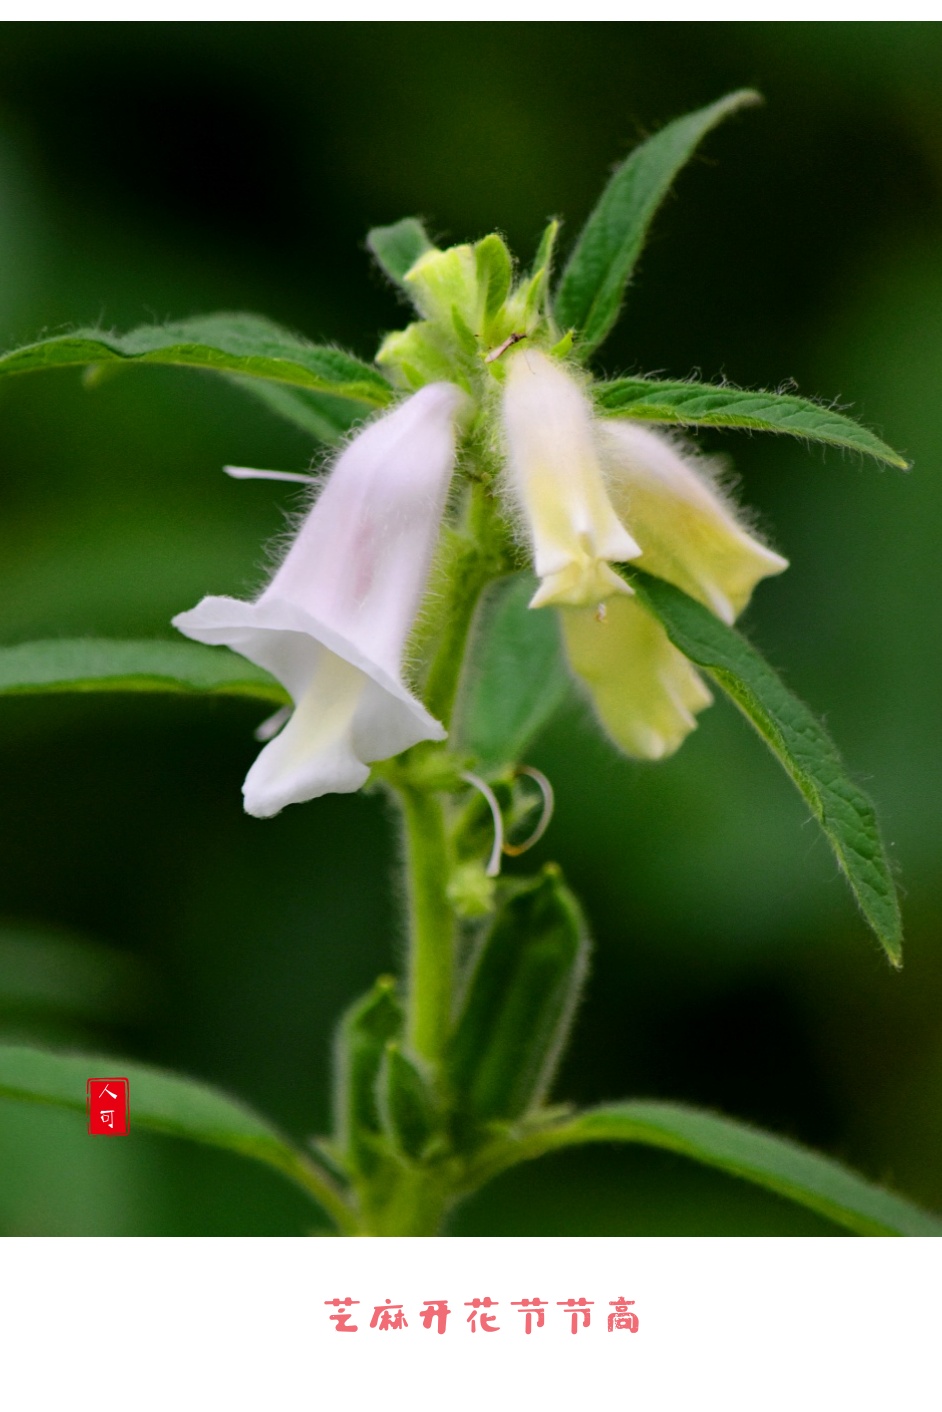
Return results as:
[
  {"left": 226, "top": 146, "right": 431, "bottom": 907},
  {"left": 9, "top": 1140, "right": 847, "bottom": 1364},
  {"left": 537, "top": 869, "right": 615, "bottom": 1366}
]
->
[
  {"left": 173, "top": 383, "right": 465, "bottom": 816},
  {"left": 562, "top": 596, "right": 715, "bottom": 760},
  {"left": 561, "top": 420, "right": 788, "bottom": 759},
  {"left": 600, "top": 421, "right": 789, "bottom": 624},
  {"left": 501, "top": 348, "right": 641, "bottom": 608}
]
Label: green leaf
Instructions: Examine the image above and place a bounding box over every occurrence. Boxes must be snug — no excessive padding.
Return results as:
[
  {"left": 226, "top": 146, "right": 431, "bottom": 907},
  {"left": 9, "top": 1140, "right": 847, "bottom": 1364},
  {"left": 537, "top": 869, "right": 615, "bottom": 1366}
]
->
[
  {"left": 474, "top": 1102, "right": 942, "bottom": 1237},
  {"left": 624, "top": 568, "right": 902, "bottom": 964},
  {"left": 0, "top": 638, "right": 288, "bottom": 706},
  {"left": 555, "top": 90, "right": 760, "bottom": 355},
  {"left": 520, "top": 219, "right": 559, "bottom": 323},
  {"left": 0, "top": 312, "right": 392, "bottom": 406},
  {"left": 451, "top": 307, "right": 480, "bottom": 360},
  {"left": 0, "top": 1043, "right": 356, "bottom": 1231},
  {"left": 367, "top": 217, "right": 435, "bottom": 285},
  {"left": 474, "top": 233, "right": 513, "bottom": 329},
  {"left": 448, "top": 866, "right": 589, "bottom": 1133},
  {"left": 377, "top": 1043, "right": 439, "bottom": 1162},
  {"left": 596, "top": 378, "right": 908, "bottom": 468},
  {"left": 531, "top": 219, "right": 559, "bottom": 282},
  {"left": 456, "top": 573, "right": 571, "bottom": 772},
  {"left": 332, "top": 978, "right": 403, "bottom": 1178},
  {"left": 230, "top": 377, "right": 372, "bottom": 443}
]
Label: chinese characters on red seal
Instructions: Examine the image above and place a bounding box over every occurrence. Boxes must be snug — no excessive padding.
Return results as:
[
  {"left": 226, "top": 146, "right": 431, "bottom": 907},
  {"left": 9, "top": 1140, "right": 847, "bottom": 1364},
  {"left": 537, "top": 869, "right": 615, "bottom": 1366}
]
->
[{"left": 87, "top": 1077, "right": 129, "bottom": 1136}]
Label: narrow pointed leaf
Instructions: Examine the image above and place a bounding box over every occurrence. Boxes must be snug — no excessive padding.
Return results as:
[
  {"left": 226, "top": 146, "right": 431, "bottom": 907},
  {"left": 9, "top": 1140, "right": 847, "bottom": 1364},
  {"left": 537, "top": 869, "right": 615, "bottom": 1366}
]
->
[
  {"left": 0, "top": 1044, "right": 355, "bottom": 1230},
  {"left": 531, "top": 219, "right": 559, "bottom": 281},
  {"left": 518, "top": 219, "right": 560, "bottom": 324},
  {"left": 475, "top": 233, "right": 513, "bottom": 327},
  {"left": 555, "top": 90, "right": 760, "bottom": 355},
  {"left": 596, "top": 378, "right": 908, "bottom": 468},
  {"left": 624, "top": 568, "right": 902, "bottom": 964},
  {"left": 0, "top": 639, "right": 288, "bottom": 706},
  {"left": 455, "top": 573, "right": 571, "bottom": 771},
  {"left": 367, "top": 217, "right": 435, "bottom": 286},
  {"left": 472, "top": 1102, "right": 942, "bottom": 1237},
  {"left": 0, "top": 313, "right": 392, "bottom": 405}
]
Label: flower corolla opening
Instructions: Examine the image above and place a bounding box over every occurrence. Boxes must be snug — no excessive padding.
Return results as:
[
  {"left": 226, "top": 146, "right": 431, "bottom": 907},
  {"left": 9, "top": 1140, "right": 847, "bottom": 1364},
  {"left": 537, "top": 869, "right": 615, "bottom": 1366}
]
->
[
  {"left": 173, "top": 382, "right": 466, "bottom": 817},
  {"left": 500, "top": 348, "right": 642, "bottom": 609},
  {"left": 562, "top": 595, "right": 714, "bottom": 760},
  {"left": 560, "top": 418, "right": 788, "bottom": 760}
]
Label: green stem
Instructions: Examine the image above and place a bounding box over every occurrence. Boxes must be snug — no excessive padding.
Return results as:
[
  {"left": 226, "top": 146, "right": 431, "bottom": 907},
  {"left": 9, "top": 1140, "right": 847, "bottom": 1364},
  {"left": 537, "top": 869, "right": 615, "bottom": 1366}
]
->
[
  {"left": 358, "top": 1167, "right": 451, "bottom": 1236},
  {"left": 397, "top": 483, "right": 509, "bottom": 1069},
  {"left": 400, "top": 784, "right": 454, "bottom": 1067},
  {"left": 423, "top": 482, "right": 510, "bottom": 726}
]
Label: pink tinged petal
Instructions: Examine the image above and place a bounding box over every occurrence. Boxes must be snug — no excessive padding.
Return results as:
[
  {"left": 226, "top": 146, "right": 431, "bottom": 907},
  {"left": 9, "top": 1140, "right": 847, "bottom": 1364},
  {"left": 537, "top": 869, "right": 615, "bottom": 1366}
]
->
[
  {"left": 598, "top": 420, "right": 789, "bottom": 624},
  {"left": 500, "top": 348, "right": 641, "bottom": 609},
  {"left": 172, "top": 383, "right": 462, "bottom": 816},
  {"left": 262, "top": 381, "right": 465, "bottom": 677}
]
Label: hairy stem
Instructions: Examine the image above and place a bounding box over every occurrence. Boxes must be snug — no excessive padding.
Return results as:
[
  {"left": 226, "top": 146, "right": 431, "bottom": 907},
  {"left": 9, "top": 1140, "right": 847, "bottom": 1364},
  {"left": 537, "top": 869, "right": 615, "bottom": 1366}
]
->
[
  {"left": 358, "top": 1167, "right": 451, "bottom": 1236},
  {"left": 398, "top": 482, "right": 510, "bottom": 1068},
  {"left": 423, "top": 482, "right": 511, "bottom": 726},
  {"left": 400, "top": 783, "right": 455, "bottom": 1067}
]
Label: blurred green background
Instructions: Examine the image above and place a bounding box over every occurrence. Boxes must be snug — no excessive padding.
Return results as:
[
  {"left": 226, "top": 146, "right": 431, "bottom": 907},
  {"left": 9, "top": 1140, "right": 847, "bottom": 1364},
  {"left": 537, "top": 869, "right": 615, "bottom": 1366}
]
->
[{"left": 0, "top": 21, "right": 940, "bottom": 1235}]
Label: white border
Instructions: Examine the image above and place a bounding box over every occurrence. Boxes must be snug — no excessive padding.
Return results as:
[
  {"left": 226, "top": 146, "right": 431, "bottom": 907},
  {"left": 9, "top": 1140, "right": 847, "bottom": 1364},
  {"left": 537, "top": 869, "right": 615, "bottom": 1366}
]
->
[{"left": 1, "top": 1236, "right": 938, "bottom": 1409}]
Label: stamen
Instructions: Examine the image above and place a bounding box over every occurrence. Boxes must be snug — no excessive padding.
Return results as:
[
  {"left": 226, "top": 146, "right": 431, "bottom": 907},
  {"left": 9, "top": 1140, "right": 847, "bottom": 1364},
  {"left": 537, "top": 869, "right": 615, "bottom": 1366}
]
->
[
  {"left": 460, "top": 771, "right": 505, "bottom": 878},
  {"left": 224, "top": 465, "right": 317, "bottom": 485},
  {"left": 254, "top": 706, "right": 291, "bottom": 742},
  {"left": 502, "top": 765, "right": 555, "bottom": 856}
]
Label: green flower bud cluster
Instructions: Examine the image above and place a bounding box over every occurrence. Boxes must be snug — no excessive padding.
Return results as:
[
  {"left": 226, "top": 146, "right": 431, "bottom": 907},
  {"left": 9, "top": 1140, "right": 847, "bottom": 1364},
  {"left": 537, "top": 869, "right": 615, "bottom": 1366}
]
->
[{"left": 375, "top": 221, "right": 562, "bottom": 392}]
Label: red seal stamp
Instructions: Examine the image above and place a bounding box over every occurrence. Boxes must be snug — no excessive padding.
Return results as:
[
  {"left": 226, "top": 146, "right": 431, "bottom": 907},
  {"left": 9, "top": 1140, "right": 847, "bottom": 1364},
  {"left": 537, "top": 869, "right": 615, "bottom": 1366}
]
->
[{"left": 87, "top": 1077, "right": 129, "bottom": 1135}]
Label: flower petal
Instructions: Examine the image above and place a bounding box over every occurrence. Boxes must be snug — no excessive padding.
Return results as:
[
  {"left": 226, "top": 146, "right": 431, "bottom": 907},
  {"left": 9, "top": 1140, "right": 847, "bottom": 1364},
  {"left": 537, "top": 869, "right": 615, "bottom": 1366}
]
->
[
  {"left": 173, "top": 593, "right": 446, "bottom": 817},
  {"left": 262, "top": 381, "right": 466, "bottom": 677},
  {"left": 173, "top": 382, "right": 462, "bottom": 814},
  {"left": 561, "top": 595, "right": 713, "bottom": 760},
  {"left": 243, "top": 649, "right": 371, "bottom": 815},
  {"left": 240, "top": 648, "right": 445, "bottom": 818},
  {"left": 598, "top": 420, "right": 788, "bottom": 623},
  {"left": 501, "top": 349, "right": 641, "bottom": 609}
]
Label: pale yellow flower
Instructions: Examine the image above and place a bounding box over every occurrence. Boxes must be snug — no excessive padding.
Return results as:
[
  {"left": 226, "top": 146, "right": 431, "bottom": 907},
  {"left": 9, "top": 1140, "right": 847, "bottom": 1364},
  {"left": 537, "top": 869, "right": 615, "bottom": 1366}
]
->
[
  {"left": 501, "top": 348, "right": 641, "bottom": 609},
  {"left": 562, "top": 419, "right": 788, "bottom": 760}
]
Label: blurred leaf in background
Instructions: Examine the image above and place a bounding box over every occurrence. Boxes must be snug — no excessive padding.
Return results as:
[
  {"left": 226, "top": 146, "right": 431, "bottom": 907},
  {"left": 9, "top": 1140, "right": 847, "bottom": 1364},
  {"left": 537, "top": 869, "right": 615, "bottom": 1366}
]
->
[{"left": 0, "top": 21, "right": 940, "bottom": 1234}]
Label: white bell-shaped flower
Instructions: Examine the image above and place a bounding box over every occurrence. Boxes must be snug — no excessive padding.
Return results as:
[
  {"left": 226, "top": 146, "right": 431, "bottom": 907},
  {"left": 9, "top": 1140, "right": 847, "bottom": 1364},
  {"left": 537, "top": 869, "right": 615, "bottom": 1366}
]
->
[
  {"left": 173, "top": 383, "right": 465, "bottom": 817},
  {"left": 562, "top": 420, "right": 788, "bottom": 760},
  {"left": 501, "top": 348, "right": 641, "bottom": 608}
]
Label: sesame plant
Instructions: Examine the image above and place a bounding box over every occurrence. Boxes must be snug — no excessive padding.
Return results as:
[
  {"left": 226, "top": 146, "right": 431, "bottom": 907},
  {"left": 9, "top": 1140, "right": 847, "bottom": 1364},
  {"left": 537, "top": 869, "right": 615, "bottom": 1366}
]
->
[{"left": 0, "top": 90, "right": 937, "bottom": 1237}]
